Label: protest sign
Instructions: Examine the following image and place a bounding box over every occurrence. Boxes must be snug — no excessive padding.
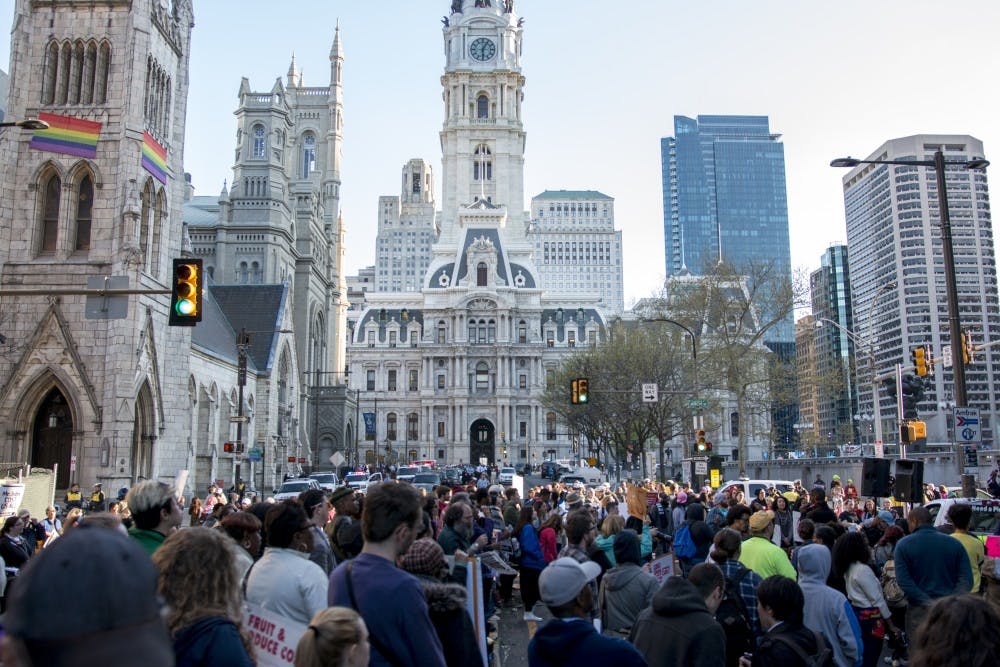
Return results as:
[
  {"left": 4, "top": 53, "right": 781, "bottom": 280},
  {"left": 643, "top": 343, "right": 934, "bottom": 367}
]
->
[
  {"left": 244, "top": 603, "right": 307, "bottom": 667},
  {"left": 648, "top": 553, "right": 676, "bottom": 584}
]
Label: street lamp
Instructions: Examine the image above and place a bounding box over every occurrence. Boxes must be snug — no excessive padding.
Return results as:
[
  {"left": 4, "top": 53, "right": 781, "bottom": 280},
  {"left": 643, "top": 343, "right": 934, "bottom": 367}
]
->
[
  {"left": 831, "top": 151, "right": 989, "bottom": 411},
  {"left": 0, "top": 118, "right": 49, "bottom": 130}
]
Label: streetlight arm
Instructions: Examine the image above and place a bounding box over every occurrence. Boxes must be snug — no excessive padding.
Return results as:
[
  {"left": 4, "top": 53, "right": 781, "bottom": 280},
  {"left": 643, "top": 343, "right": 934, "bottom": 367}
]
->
[
  {"left": 0, "top": 118, "right": 49, "bottom": 130},
  {"left": 639, "top": 317, "right": 698, "bottom": 361}
]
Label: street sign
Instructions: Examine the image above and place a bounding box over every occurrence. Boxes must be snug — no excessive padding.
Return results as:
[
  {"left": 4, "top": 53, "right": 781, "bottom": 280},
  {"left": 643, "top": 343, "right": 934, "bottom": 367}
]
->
[
  {"left": 229, "top": 415, "right": 249, "bottom": 423},
  {"left": 642, "top": 383, "right": 658, "bottom": 403},
  {"left": 964, "top": 445, "right": 978, "bottom": 473},
  {"left": 85, "top": 276, "right": 129, "bottom": 319},
  {"left": 695, "top": 460, "right": 708, "bottom": 475},
  {"left": 248, "top": 448, "right": 263, "bottom": 463},
  {"left": 710, "top": 469, "right": 720, "bottom": 488},
  {"left": 942, "top": 344, "right": 953, "bottom": 369},
  {"left": 688, "top": 398, "right": 708, "bottom": 409},
  {"left": 955, "top": 407, "right": 981, "bottom": 443}
]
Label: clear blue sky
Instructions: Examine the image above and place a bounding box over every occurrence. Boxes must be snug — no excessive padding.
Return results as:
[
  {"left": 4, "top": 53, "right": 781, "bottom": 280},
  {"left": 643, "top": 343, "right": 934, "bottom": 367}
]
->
[{"left": 3, "top": 1, "right": 999, "bottom": 307}]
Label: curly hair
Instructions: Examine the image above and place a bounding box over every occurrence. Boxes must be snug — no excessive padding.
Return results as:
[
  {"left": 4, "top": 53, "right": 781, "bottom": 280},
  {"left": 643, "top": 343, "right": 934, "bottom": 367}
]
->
[
  {"left": 911, "top": 594, "right": 1000, "bottom": 667},
  {"left": 152, "top": 527, "right": 253, "bottom": 659},
  {"left": 295, "top": 607, "right": 367, "bottom": 667},
  {"left": 831, "top": 530, "right": 872, "bottom": 587}
]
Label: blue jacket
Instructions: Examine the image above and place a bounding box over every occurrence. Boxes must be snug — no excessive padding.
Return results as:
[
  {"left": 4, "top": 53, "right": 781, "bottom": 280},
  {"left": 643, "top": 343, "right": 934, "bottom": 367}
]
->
[
  {"left": 173, "top": 617, "right": 254, "bottom": 667},
  {"left": 529, "top": 616, "right": 647, "bottom": 667},
  {"left": 894, "top": 525, "right": 973, "bottom": 606},
  {"left": 796, "top": 544, "right": 863, "bottom": 667},
  {"left": 519, "top": 523, "right": 547, "bottom": 571}
]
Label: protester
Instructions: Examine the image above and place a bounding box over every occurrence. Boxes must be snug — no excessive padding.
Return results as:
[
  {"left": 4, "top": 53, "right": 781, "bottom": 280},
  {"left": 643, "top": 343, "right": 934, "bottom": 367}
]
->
[
  {"left": 40, "top": 505, "right": 62, "bottom": 543},
  {"left": 295, "top": 607, "right": 370, "bottom": 667},
  {"left": 516, "top": 503, "right": 547, "bottom": 621},
  {"left": 246, "top": 500, "right": 327, "bottom": 625},
  {"left": 770, "top": 496, "right": 794, "bottom": 551},
  {"left": 894, "top": 505, "right": 973, "bottom": 641},
  {"left": 726, "top": 503, "right": 752, "bottom": 541},
  {"left": 595, "top": 514, "right": 625, "bottom": 566},
  {"left": 795, "top": 543, "right": 862, "bottom": 667},
  {"left": 528, "top": 557, "right": 647, "bottom": 667},
  {"left": 220, "top": 511, "right": 263, "bottom": 581},
  {"left": 947, "top": 502, "right": 985, "bottom": 594},
  {"left": 538, "top": 512, "right": 563, "bottom": 563},
  {"left": 328, "top": 486, "right": 363, "bottom": 561},
  {"left": 600, "top": 529, "right": 660, "bottom": 637},
  {"left": 125, "top": 480, "right": 183, "bottom": 556},
  {"left": 630, "top": 563, "right": 725, "bottom": 667},
  {"left": 153, "top": 527, "right": 254, "bottom": 666},
  {"left": 803, "top": 488, "right": 837, "bottom": 525},
  {"left": 741, "top": 575, "right": 830, "bottom": 667},
  {"left": 909, "top": 594, "right": 1000, "bottom": 667},
  {"left": 399, "top": 537, "right": 483, "bottom": 667},
  {"left": 3, "top": 525, "right": 173, "bottom": 666},
  {"left": 300, "top": 488, "right": 336, "bottom": 575},
  {"left": 559, "top": 509, "right": 608, "bottom": 618},
  {"left": 832, "top": 531, "right": 898, "bottom": 667},
  {"left": 710, "top": 527, "right": 764, "bottom": 651},
  {"left": 0, "top": 515, "right": 33, "bottom": 571},
  {"left": 739, "top": 511, "right": 796, "bottom": 580},
  {"left": 327, "top": 482, "right": 447, "bottom": 667}
]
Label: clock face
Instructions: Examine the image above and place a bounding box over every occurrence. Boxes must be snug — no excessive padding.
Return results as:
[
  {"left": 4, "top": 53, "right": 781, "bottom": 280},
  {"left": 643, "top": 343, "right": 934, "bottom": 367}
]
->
[{"left": 469, "top": 38, "right": 496, "bottom": 62}]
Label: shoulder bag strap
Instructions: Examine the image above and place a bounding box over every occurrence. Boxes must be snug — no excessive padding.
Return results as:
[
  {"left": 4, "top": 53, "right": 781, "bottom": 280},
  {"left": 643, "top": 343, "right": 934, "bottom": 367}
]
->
[
  {"left": 345, "top": 562, "right": 405, "bottom": 667},
  {"left": 771, "top": 633, "right": 814, "bottom": 664}
]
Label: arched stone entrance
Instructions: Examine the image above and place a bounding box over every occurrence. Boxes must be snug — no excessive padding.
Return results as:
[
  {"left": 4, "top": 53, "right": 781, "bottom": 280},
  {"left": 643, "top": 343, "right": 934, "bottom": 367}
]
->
[
  {"left": 131, "top": 382, "right": 155, "bottom": 481},
  {"left": 469, "top": 418, "right": 495, "bottom": 465},
  {"left": 31, "top": 387, "right": 73, "bottom": 488}
]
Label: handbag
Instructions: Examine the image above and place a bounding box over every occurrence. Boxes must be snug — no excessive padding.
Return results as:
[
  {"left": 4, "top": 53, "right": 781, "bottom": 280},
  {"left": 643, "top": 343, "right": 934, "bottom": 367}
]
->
[{"left": 881, "top": 559, "right": 906, "bottom": 606}]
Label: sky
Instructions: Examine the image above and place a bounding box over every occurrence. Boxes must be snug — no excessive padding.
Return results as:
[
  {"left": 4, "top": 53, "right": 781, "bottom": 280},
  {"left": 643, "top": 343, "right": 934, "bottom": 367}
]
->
[{"left": 3, "top": 0, "right": 999, "bottom": 308}]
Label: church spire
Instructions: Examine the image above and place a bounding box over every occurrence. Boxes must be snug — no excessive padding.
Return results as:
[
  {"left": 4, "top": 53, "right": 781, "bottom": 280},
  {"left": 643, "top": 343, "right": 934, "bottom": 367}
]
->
[
  {"left": 287, "top": 53, "right": 299, "bottom": 87},
  {"left": 330, "top": 20, "right": 342, "bottom": 60}
]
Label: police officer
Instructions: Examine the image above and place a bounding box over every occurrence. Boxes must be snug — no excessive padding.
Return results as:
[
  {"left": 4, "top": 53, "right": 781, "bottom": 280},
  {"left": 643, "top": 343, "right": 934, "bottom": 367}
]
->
[
  {"left": 63, "top": 483, "right": 84, "bottom": 512},
  {"left": 88, "top": 483, "right": 106, "bottom": 512}
]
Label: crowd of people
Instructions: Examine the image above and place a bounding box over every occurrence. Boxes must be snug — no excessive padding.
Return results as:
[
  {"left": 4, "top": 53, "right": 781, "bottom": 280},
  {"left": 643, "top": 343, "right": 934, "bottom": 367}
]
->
[{"left": 0, "top": 470, "right": 997, "bottom": 667}]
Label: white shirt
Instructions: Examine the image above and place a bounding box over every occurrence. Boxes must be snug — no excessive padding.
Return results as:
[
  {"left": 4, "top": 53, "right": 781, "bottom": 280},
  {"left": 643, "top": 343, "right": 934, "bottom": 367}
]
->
[
  {"left": 845, "top": 561, "right": 890, "bottom": 618},
  {"left": 245, "top": 547, "right": 328, "bottom": 625}
]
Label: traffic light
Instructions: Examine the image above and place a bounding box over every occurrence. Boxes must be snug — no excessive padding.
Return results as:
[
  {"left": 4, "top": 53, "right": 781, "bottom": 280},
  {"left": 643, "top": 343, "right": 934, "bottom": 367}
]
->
[
  {"left": 961, "top": 330, "right": 975, "bottom": 365},
  {"left": 881, "top": 377, "right": 898, "bottom": 403},
  {"left": 912, "top": 346, "right": 927, "bottom": 377},
  {"left": 924, "top": 345, "right": 934, "bottom": 376},
  {"left": 577, "top": 378, "right": 589, "bottom": 404},
  {"left": 570, "top": 379, "right": 579, "bottom": 404},
  {"left": 169, "top": 258, "right": 203, "bottom": 326},
  {"left": 223, "top": 442, "right": 234, "bottom": 453},
  {"left": 900, "top": 374, "right": 924, "bottom": 420},
  {"left": 696, "top": 429, "right": 707, "bottom": 453},
  {"left": 705, "top": 441, "right": 713, "bottom": 452},
  {"left": 900, "top": 421, "right": 927, "bottom": 443}
]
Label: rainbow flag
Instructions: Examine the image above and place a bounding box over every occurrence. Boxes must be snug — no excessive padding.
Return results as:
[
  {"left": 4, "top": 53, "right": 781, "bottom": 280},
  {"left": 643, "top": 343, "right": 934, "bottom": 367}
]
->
[
  {"left": 142, "top": 132, "right": 168, "bottom": 183},
  {"left": 28, "top": 112, "right": 101, "bottom": 158}
]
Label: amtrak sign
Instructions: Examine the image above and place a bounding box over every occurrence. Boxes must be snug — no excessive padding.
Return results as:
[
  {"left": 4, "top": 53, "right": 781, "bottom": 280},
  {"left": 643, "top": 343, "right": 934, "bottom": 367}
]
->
[{"left": 954, "top": 407, "right": 980, "bottom": 443}]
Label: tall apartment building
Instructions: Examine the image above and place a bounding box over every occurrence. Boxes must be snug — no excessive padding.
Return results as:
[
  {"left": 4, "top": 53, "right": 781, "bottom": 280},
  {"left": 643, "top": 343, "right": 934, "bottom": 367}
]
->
[
  {"left": 842, "top": 135, "right": 999, "bottom": 448},
  {"left": 526, "top": 190, "right": 624, "bottom": 314},
  {"left": 810, "top": 245, "right": 859, "bottom": 445},
  {"left": 795, "top": 315, "right": 820, "bottom": 449},
  {"left": 375, "top": 159, "right": 438, "bottom": 292},
  {"left": 661, "top": 115, "right": 793, "bottom": 349}
]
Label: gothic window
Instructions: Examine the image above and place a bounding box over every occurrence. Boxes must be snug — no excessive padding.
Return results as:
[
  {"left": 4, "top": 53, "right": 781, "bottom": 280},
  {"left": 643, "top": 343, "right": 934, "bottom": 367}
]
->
[
  {"left": 69, "top": 42, "right": 84, "bottom": 105},
  {"left": 42, "top": 42, "right": 59, "bottom": 105},
  {"left": 477, "top": 262, "right": 488, "bottom": 286},
  {"left": 407, "top": 413, "right": 418, "bottom": 441},
  {"left": 150, "top": 188, "right": 165, "bottom": 276},
  {"left": 409, "top": 369, "right": 418, "bottom": 391},
  {"left": 239, "top": 261, "right": 249, "bottom": 283},
  {"left": 138, "top": 180, "right": 156, "bottom": 273},
  {"left": 310, "top": 313, "right": 326, "bottom": 376},
  {"left": 251, "top": 261, "right": 261, "bottom": 283},
  {"left": 366, "top": 370, "right": 375, "bottom": 391},
  {"left": 546, "top": 413, "right": 556, "bottom": 440},
  {"left": 74, "top": 174, "right": 93, "bottom": 252},
  {"left": 477, "top": 94, "right": 488, "bottom": 119},
  {"left": 58, "top": 42, "right": 71, "bottom": 105},
  {"left": 95, "top": 42, "right": 111, "bottom": 104},
  {"left": 475, "top": 362, "right": 489, "bottom": 393},
  {"left": 40, "top": 171, "right": 61, "bottom": 253},
  {"left": 252, "top": 125, "right": 266, "bottom": 158},
  {"left": 387, "top": 413, "right": 397, "bottom": 441},
  {"left": 301, "top": 133, "right": 316, "bottom": 177}
]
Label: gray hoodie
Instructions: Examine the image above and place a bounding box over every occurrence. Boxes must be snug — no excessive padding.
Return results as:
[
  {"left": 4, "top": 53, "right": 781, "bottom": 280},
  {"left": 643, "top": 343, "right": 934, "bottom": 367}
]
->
[
  {"left": 796, "top": 544, "right": 863, "bottom": 667},
  {"left": 600, "top": 562, "right": 660, "bottom": 634}
]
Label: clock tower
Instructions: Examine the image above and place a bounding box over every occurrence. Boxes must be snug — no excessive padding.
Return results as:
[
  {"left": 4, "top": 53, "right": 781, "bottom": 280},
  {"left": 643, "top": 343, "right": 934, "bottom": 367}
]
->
[{"left": 439, "top": 0, "right": 526, "bottom": 242}]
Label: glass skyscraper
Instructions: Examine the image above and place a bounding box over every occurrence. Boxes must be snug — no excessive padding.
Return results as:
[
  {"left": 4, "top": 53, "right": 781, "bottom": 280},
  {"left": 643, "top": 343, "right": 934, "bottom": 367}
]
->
[{"left": 661, "top": 115, "right": 794, "bottom": 347}]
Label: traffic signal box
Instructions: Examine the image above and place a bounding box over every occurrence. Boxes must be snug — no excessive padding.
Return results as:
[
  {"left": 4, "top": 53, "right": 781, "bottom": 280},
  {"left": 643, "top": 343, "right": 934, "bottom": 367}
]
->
[
  {"left": 900, "top": 421, "right": 927, "bottom": 443},
  {"left": 696, "top": 429, "right": 707, "bottom": 453},
  {"left": 570, "top": 377, "right": 589, "bottom": 404},
  {"left": 912, "top": 346, "right": 927, "bottom": 377},
  {"left": 169, "top": 258, "right": 203, "bottom": 326}
]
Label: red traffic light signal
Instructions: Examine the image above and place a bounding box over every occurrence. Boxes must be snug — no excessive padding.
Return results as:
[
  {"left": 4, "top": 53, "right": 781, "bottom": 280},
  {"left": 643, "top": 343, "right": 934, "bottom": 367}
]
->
[
  {"left": 169, "top": 258, "right": 203, "bottom": 326},
  {"left": 223, "top": 442, "right": 234, "bottom": 453}
]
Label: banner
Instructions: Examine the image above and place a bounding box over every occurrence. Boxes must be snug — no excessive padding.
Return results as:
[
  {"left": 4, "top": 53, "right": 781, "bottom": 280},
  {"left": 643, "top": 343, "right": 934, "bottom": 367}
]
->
[
  {"left": 29, "top": 112, "right": 101, "bottom": 158},
  {"left": 142, "top": 131, "right": 168, "bottom": 183},
  {"left": 0, "top": 484, "right": 24, "bottom": 519},
  {"left": 648, "top": 553, "right": 676, "bottom": 584},
  {"left": 363, "top": 412, "right": 376, "bottom": 436},
  {"left": 244, "top": 603, "right": 307, "bottom": 667}
]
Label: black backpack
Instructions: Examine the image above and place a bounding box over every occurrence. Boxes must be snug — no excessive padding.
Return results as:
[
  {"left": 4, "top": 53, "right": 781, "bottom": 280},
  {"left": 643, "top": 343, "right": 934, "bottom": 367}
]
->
[{"left": 716, "top": 566, "right": 754, "bottom": 667}]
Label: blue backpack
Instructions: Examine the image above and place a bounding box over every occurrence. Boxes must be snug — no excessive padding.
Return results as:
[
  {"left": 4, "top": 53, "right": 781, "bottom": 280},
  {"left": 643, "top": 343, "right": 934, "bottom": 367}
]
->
[{"left": 673, "top": 523, "right": 696, "bottom": 559}]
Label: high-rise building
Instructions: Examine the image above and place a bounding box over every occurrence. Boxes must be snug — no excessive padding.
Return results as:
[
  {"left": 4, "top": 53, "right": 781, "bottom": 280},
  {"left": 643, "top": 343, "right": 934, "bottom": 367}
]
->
[
  {"left": 376, "top": 159, "right": 438, "bottom": 293},
  {"left": 842, "top": 135, "right": 999, "bottom": 449},
  {"left": 661, "top": 114, "right": 793, "bottom": 348},
  {"left": 810, "top": 245, "right": 858, "bottom": 446},
  {"left": 795, "top": 314, "right": 820, "bottom": 449},
  {"left": 526, "top": 190, "right": 624, "bottom": 314}
]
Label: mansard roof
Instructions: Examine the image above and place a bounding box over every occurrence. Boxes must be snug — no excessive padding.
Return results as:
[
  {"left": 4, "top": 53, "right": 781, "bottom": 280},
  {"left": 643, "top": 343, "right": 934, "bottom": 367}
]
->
[
  {"left": 355, "top": 308, "right": 423, "bottom": 344},
  {"left": 189, "top": 286, "right": 257, "bottom": 371},
  {"left": 532, "top": 190, "right": 613, "bottom": 201},
  {"left": 207, "top": 284, "right": 289, "bottom": 373}
]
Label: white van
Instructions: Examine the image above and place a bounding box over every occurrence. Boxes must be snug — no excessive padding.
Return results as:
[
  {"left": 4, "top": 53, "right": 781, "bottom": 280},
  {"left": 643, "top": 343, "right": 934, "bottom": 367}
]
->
[
  {"left": 719, "top": 479, "right": 795, "bottom": 503},
  {"left": 561, "top": 465, "right": 604, "bottom": 486}
]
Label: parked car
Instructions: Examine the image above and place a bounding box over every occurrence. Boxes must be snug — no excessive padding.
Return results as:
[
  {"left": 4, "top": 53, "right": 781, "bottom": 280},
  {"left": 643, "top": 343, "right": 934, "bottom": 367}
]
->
[
  {"left": 308, "top": 472, "right": 339, "bottom": 492},
  {"left": 925, "top": 498, "right": 1000, "bottom": 537},
  {"left": 274, "top": 478, "right": 321, "bottom": 501},
  {"left": 515, "top": 463, "right": 529, "bottom": 476},
  {"left": 944, "top": 486, "right": 994, "bottom": 499},
  {"left": 345, "top": 472, "right": 383, "bottom": 493},
  {"left": 412, "top": 473, "right": 442, "bottom": 493},
  {"left": 442, "top": 467, "right": 462, "bottom": 485},
  {"left": 498, "top": 467, "right": 516, "bottom": 485},
  {"left": 395, "top": 466, "right": 422, "bottom": 483}
]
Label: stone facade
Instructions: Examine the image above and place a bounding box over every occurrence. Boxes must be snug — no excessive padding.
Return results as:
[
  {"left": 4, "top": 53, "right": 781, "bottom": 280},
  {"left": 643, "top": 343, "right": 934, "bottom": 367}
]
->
[{"left": 376, "top": 160, "right": 438, "bottom": 293}]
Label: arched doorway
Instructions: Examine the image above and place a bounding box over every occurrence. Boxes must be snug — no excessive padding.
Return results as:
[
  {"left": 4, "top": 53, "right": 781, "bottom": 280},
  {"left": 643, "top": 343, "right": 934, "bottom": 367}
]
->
[
  {"left": 469, "top": 418, "right": 495, "bottom": 465},
  {"left": 32, "top": 388, "right": 73, "bottom": 488},
  {"left": 131, "top": 382, "right": 155, "bottom": 482}
]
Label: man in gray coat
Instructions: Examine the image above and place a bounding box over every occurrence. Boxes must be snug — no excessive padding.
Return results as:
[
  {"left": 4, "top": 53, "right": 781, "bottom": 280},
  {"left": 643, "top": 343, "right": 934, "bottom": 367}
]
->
[{"left": 600, "top": 529, "right": 661, "bottom": 635}]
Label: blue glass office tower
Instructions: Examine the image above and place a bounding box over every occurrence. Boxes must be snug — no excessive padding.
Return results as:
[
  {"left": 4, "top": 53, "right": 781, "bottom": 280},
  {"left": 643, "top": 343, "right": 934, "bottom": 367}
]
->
[{"left": 661, "top": 115, "right": 794, "bottom": 348}]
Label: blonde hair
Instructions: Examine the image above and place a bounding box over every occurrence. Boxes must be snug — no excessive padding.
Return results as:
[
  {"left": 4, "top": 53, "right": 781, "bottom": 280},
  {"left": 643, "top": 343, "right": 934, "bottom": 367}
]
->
[
  {"left": 600, "top": 514, "right": 625, "bottom": 539},
  {"left": 152, "top": 527, "right": 253, "bottom": 658},
  {"left": 295, "top": 607, "right": 366, "bottom": 667}
]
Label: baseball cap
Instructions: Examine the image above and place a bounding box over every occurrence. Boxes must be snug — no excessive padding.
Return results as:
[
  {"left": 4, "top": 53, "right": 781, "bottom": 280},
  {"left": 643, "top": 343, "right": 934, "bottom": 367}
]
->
[
  {"left": 539, "top": 557, "right": 601, "bottom": 607},
  {"left": 5, "top": 525, "right": 172, "bottom": 666},
  {"left": 749, "top": 509, "right": 775, "bottom": 531}
]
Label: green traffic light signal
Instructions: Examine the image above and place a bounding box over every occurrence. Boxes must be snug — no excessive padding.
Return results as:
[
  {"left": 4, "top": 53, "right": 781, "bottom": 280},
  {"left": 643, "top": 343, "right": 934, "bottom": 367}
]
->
[
  {"left": 577, "top": 378, "right": 589, "bottom": 403},
  {"left": 169, "top": 258, "right": 203, "bottom": 326}
]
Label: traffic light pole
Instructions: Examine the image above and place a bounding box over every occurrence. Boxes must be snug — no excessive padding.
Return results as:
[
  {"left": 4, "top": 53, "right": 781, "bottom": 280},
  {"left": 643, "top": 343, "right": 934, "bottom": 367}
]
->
[{"left": 235, "top": 328, "right": 250, "bottom": 485}]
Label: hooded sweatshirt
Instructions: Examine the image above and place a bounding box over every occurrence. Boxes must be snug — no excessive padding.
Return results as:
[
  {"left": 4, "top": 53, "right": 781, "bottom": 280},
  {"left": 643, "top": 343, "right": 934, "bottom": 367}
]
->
[
  {"left": 796, "top": 544, "right": 863, "bottom": 667},
  {"left": 601, "top": 562, "right": 660, "bottom": 634},
  {"left": 630, "top": 576, "right": 725, "bottom": 667},
  {"left": 172, "top": 616, "right": 254, "bottom": 667},
  {"left": 528, "top": 616, "right": 647, "bottom": 667}
]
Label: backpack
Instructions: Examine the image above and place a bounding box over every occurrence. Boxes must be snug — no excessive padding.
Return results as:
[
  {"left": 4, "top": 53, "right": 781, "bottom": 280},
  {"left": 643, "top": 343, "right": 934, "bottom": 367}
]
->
[
  {"left": 715, "top": 566, "right": 754, "bottom": 667},
  {"left": 673, "top": 524, "right": 696, "bottom": 559},
  {"left": 772, "top": 629, "right": 834, "bottom": 667},
  {"left": 881, "top": 559, "right": 906, "bottom": 606}
]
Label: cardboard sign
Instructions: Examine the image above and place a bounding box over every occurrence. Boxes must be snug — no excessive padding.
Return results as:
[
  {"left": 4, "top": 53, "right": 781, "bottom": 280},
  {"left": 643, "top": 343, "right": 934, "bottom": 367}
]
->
[
  {"left": 465, "top": 556, "right": 488, "bottom": 667},
  {"left": 648, "top": 553, "right": 676, "bottom": 584},
  {"left": 0, "top": 484, "right": 25, "bottom": 519},
  {"left": 244, "top": 603, "right": 308, "bottom": 667}
]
